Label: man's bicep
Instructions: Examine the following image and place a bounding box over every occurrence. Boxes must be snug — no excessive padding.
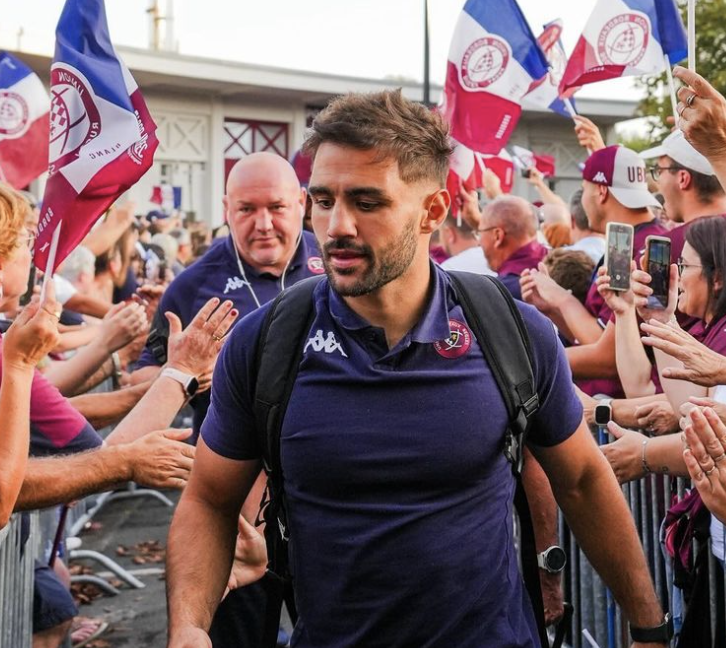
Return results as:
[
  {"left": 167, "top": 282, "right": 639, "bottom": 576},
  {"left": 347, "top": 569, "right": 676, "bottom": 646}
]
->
[
  {"left": 187, "top": 437, "right": 261, "bottom": 516},
  {"left": 530, "top": 421, "right": 607, "bottom": 492}
]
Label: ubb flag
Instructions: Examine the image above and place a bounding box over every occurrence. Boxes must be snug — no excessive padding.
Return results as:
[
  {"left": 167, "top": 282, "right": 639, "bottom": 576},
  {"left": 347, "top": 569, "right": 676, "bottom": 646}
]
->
[
  {"left": 559, "top": 0, "right": 687, "bottom": 98},
  {"left": 523, "top": 20, "right": 575, "bottom": 118},
  {"left": 447, "top": 141, "right": 513, "bottom": 216},
  {"left": 35, "top": 0, "right": 158, "bottom": 273},
  {"left": 0, "top": 53, "right": 50, "bottom": 189},
  {"left": 441, "top": 0, "right": 548, "bottom": 155}
]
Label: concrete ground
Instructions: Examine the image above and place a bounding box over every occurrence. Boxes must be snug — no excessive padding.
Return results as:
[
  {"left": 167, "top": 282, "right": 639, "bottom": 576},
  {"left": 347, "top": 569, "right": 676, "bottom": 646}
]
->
[{"left": 69, "top": 490, "right": 293, "bottom": 647}]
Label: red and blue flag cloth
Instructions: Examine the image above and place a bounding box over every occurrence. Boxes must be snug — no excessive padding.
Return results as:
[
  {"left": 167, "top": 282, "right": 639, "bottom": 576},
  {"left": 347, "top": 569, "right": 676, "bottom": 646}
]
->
[
  {"left": 511, "top": 145, "right": 556, "bottom": 177},
  {"left": 0, "top": 52, "right": 50, "bottom": 189},
  {"left": 447, "top": 141, "right": 513, "bottom": 217},
  {"left": 441, "top": 0, "right": 549, "bottom": 155},
  {"left": 559, "top": 0, "right": 687, "bottom": 98},
  {"left": 150, "top": 184, "right": 182, "bottom": 211},
  {"left": 35, "top": 0, "right": 158, "bottom": 273},
  {"left": 522, "top": 20, "right": 575, "bottom": 118}
]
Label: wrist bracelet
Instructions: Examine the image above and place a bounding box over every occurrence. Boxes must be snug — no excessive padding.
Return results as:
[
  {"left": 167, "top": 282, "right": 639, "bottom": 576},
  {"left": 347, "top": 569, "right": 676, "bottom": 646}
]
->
[{"left": 641, "top": 438, "right": 652, "bottom": 475}]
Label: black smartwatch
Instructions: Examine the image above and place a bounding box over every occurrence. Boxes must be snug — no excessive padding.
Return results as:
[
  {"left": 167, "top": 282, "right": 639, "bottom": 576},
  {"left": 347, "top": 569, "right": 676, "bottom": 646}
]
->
[
  {"left": 594, "top": 399, "right": 613, "bottom": 427},
  {"left": 630, "top": 613, "right": 673, "bottom": 643},
  {"left": 537, "top": 546, "right": 567, "bottom": 574}
]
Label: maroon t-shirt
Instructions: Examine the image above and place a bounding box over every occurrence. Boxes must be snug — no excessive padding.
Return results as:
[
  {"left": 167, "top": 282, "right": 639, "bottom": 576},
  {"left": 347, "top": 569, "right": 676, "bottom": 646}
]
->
[
  {"left": 578, "top": 219, "right": 669, "bottom": 397},
  {"left": 689, "top": 313, "right": 726, "bottom": 354},
  {"left": 498, "top": 240, "right": 549, "bottom": 301}
]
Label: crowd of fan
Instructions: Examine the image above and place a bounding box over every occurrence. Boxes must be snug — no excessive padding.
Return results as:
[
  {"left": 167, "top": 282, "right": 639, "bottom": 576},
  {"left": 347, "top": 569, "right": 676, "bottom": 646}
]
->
[{"left": 3, "top": 64, "right": 726, "bottom": 647}]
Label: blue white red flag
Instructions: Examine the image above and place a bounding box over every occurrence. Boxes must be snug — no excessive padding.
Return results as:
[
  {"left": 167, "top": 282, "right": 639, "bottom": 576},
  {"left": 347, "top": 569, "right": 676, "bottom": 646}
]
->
[
  {"left": 559, "top": 0, "right": 687, "bottom": 98},
  {"left": 447, "top": 140, "right": 513, "bottom": 217},
  {"left": 522, "top": 20, "right": 575, "bottom": 118},
  {"left": 441, "top": 0, "right": 549, "bottom": 155},
  {"left": 150, "top": 184, "right": 182, "bottom": 211},
  {"left": 0, "top": 53, "right": 50, "bottom": 189},
  {"left": 35, "top": 0, "right": 158, "bottom": 273}
]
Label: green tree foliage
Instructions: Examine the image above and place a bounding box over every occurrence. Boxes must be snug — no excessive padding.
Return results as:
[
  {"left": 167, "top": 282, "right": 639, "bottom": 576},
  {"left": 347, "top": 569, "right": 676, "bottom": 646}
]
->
[{"left": 637, "top": 0, "right": 726, "bottom": 142}]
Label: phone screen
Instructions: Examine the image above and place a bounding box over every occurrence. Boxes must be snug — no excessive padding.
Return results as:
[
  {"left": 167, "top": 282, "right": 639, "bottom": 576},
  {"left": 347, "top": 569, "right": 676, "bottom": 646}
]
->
[
  {"left": 646, "top": 238, "right": 671, "bottom": 309},
  {"left": 606, "top": 224, "right": 634, "bottom": 291}
]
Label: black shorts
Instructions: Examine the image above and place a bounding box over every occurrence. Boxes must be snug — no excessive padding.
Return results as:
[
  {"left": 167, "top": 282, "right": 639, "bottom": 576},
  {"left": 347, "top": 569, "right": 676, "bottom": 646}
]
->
[{"left": 33, "top": 562, "right": 78, "bottom": 632}]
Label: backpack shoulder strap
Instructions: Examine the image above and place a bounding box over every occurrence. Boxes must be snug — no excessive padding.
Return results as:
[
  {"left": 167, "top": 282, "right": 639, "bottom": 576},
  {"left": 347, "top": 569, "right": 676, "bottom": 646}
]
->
[
  {"left": 252, "top": 274, "right": 323, "bottom": 647},
  {"left": 447, "top": 271, "right": 549, "bottom": 648},
  {"left": 447, "top": 271, "right": 539, "bottom": 471}
]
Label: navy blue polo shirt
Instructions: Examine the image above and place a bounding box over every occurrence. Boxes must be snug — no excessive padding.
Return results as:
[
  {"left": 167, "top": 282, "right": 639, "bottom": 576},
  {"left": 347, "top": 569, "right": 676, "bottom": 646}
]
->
[
  {"left": 137, "top": 231, "right": 322, "bottom": 440},
  {"left": 202, "top": 265, "right": 583, "bottom": 648}
]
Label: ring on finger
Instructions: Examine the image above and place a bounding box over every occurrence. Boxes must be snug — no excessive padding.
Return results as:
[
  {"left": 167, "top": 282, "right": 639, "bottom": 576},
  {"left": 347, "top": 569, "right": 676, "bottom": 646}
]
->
[
  {"left": 42, "top": 306, "right": 61, "bottom": 319},
  {"left": 715, "top": 453, "right": 726, "bottom": 463},
  {"left": 705, "top": 466, "right": 718, "bottom": 476},
  {"left": 211, "top": 333, "right": 223, "bottom": 342},
  {"left": 686, "top": 93, "right": 697, "bottom": 108}
]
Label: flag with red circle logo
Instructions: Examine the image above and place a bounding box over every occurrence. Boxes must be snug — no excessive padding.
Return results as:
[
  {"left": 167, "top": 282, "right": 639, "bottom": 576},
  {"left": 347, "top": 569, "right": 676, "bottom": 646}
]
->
[
  {"left": 0, "top": 52, "right": 49, "bottom": 190},
  {"left": 559, "top": 0, "right": 687, "bottom": 98},
  {"left": 35, "top": 0, "right": 158, "bottom": 273},
  {"left": 440, "top": 0, "right": 548, "bottom": 155}
]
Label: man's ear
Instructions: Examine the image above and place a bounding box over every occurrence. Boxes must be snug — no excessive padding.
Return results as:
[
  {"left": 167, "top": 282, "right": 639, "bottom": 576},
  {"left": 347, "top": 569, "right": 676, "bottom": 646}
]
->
[
  {"left": 222, "top": 196, "right": 229, "bottom": 224},
  {"left": 678, "top": 169, "right": 693, "bottom": 190},
  {"left": 597, "top": 185, "right": 609, "bottom": 205},
  {"left": 421, "top": 189, "right": 450, "bottom": 233}
]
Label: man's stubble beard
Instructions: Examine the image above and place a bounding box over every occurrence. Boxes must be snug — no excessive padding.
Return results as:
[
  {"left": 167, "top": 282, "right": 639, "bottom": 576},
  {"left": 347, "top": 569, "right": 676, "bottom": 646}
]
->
[{"left": 323, "top": 217, "right": 419, "bottom": 298}]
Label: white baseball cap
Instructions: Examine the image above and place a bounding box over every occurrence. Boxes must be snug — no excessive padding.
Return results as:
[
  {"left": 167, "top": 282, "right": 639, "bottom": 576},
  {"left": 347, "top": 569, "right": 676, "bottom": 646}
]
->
[{"left": 640, "top": 130, "right": 715, "bottom": 176}]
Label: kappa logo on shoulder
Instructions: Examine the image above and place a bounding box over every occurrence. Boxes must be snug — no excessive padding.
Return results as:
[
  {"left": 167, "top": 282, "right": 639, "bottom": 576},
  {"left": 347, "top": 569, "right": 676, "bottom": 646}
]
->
[
  {"left": 592, "top": 171, "right": 608, "bottom": 184},
  {"left": 304, "top": 329, "right": 348, "bottom": 358},
  {"left": 223, "top": 276, "right": 250, "bottom": 295}
]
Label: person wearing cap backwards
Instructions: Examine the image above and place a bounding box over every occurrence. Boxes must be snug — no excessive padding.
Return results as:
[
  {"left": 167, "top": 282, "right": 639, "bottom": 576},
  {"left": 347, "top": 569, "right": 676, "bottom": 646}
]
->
[
  {"left": 133, "top": 151, "right": 320, "bottom": 648},
  {"left": 167, "top": 90, "right": 671, "bottom": 648},
  {"left": 521, "top": 146, "right": 667, "bottom": 398},
  {"left": 640, "top": 130, "right": 726, "bottom": 262}
]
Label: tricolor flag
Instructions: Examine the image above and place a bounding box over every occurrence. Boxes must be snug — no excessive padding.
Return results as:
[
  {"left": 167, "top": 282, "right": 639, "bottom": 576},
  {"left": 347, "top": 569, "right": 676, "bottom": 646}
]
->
[
  {"left": 150, "top": 184, "right": 182, "bottom": 212},
  {"left": 35, "top": 0, "right": 159, "bottom": 272},
  {"left": 441, "top": 0, "right": 549, "bottom": 155},
  {"left": 0, "top": 53, "right": 50, "bottom": 189},
  {"left": 511, "top": 145, "right": 556, "bottom": 177},
  {"left": 447, "top": 141, "right": 513, "bottom": 216},
  {"left": 559, "top": 0, "right": 687, "bottom": 98},
  {"left": 523, "top": 20, "right": 574, "bottom": 118}
]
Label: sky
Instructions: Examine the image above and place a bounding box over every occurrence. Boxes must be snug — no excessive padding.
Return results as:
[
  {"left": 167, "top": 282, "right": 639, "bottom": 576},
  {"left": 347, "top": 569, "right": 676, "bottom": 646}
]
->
[{"left": 0, "top": 0, "right": 643, "bottom": 101}]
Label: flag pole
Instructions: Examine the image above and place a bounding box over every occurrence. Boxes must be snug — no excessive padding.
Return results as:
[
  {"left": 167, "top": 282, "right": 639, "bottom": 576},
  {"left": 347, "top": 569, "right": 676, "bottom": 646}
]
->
[
  {"left": 688, "top": 0, "right": 696, "bottom": 72},
  {"left": 664, "top": 54, "right": 679, "bottom": 124},
  {"left": 423, "top": 0, "right": 431, "bottom": 107},
  {"left": 563, "top": 98, "right": 578, "bottom": 121},
  {"left": 40, "top": 222, "right": 62, "bottom": 301}
]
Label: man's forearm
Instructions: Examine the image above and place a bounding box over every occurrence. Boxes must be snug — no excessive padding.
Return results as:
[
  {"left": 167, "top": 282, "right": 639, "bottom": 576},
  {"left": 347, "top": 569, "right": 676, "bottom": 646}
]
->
[
  {"left": 105, "top": 376, "right": 186, "bottom": 446},
  {"left": 69, "top": 382, "right": 150, "bottom": 430},
  {"left": 554, "top": 457, "right": 663, "bottom": 627},
  {"left": 16, "top": 445, "right": 131, "bottom": 511},
  {"left": 611, "top": 394, "right": 667, "bottom": 428},
  {"left": 558, "top": 297, "right": 603, "bottom": 345},
  {"left": 167, "top": 494, "right": 239, "bottom": 636},
  {"left": 45, "top": 339, "right": 112, "bottom": 396},
  {"left": 64, "top": 293, "right": 111, "bottom": 319}
]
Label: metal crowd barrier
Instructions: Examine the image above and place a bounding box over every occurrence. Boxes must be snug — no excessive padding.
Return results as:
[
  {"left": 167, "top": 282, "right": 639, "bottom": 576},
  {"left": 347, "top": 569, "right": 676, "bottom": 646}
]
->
[
  {"left": 0, "top": 513, "right": 38, "bottom": 648},
  {"left": 560, "top": 469, "right": 726, "bottom": 648}
]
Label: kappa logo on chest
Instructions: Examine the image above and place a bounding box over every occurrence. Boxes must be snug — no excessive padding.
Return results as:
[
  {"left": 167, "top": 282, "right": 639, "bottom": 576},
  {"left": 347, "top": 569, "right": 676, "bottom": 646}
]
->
[
  {"left": 304, "top": 329, "right": 348, "bottom": 358},
  {"left": 223, "top": 276, "right": 251, "bottom": 295}
]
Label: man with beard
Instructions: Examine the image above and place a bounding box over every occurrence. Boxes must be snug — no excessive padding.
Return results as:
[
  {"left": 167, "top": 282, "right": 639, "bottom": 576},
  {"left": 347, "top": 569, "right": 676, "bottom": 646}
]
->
[{"left": 167, "top": 91, "right": 670, "bottom": 648}]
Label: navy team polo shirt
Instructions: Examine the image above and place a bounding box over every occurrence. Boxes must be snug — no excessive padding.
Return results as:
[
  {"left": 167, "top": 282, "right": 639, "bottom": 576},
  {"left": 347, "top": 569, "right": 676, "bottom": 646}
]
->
[
  {"left": 137, "top": 230, "right": 322, "bottom": 440},
  {"left": 202, "top": 264, "right": 583, "bottom": 648}
]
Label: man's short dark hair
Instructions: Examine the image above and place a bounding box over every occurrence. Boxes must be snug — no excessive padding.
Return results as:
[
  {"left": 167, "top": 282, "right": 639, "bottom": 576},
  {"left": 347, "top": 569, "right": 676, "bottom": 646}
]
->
[
  {"left": 543, "top": 249, "right": 596, "bottom": 304},
  {"left": 442, "top": 212, "right": 476, "bottom": 238},
  {"left": 569, "top": 189, "right": 589, "bottom": 231},
  {"left": 683, "top": 167, "right": 724, "bottom": 203},
  {"left": 303, "top": 89, "right": 453, "bottom": 187}
]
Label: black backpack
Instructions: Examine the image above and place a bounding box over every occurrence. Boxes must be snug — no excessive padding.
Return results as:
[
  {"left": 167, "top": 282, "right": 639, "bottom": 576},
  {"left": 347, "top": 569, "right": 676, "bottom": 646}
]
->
[{"left": 252, "top": 271, "right": 549, "bottom": 648}]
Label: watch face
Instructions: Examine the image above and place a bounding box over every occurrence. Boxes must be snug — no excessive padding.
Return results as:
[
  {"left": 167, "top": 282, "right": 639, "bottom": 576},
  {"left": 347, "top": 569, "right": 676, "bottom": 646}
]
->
[
  {"left": 546, "top": 547, "right": 567, "bottom": 572},
  {"left": 594, "top": 404, "right": 612, "bottom": 426},
  {"left": 187, "top": 377, "right": 200, "bottom": 397}
]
